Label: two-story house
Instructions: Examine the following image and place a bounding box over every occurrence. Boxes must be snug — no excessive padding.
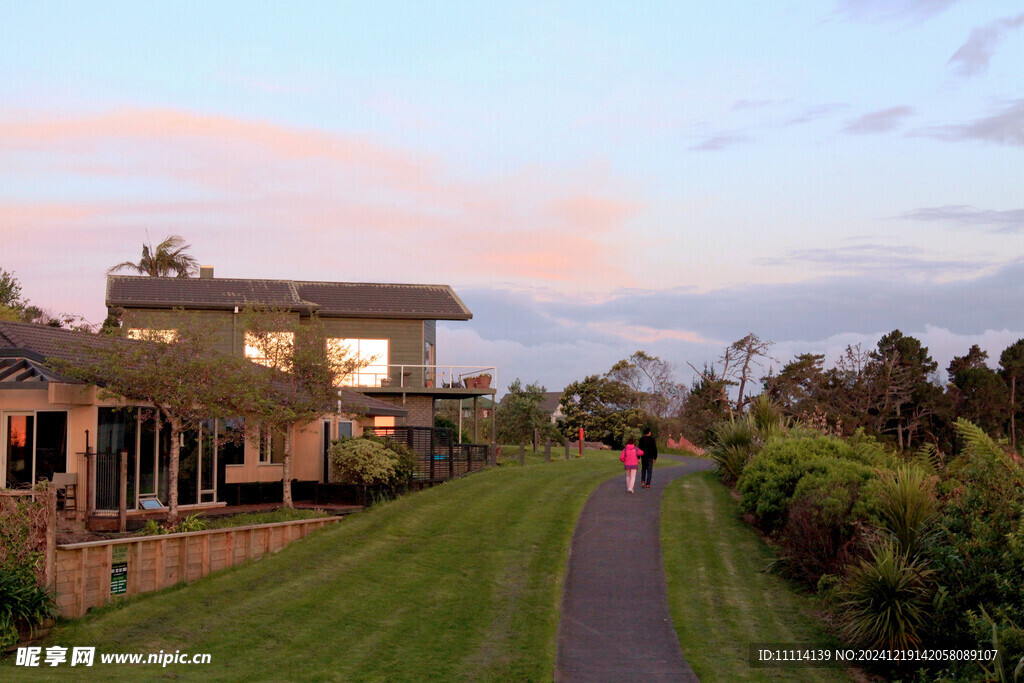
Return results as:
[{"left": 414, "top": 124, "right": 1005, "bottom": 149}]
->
[{"left": 0, "top": 270, "right": 495, "bottom": 526}]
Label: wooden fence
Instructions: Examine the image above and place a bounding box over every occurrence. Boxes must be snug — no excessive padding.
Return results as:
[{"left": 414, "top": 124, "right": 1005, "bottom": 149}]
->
[{"left": 54, "top": 516, "right": 341, "bottom": 617}]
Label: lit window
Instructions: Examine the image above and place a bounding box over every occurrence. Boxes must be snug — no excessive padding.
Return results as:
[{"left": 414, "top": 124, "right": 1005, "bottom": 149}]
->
[
  {"left": 126, "top": 329, "right": 177, "bottom": 342},
  {"left": 244, "top": 331, "right": 294, "bottom": 368},
  {"left": 328, "top": 338, "right": 388, "bottom": 386}
]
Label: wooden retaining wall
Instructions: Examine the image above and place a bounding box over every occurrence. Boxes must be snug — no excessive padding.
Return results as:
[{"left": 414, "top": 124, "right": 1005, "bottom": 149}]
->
[{"left": 54, "top": 517, "right": 341, "bottom": 617}]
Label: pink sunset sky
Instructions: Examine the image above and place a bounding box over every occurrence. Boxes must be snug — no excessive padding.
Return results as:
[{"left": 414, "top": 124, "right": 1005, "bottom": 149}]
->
[{"left": 3, "top": 1, "right": 1023, "bottom": 393}]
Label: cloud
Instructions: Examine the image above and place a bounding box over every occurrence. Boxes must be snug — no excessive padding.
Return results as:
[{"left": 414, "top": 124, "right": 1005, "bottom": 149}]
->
[
  {"left": 688, "top": 133, "right": 753, "bottom": 152},
  {"left": 900, "top": 205, "right": 1024, "bottom": 233},
  {"left": 843, "top": 106, "right": 914, "bottom": 134},
  {"left": 761, "top": 243, "right": 989, "bottom": 277},
  {"left": 785, "top": 103, "right": 849, "bottom": 126},
  {"left": 948, "top": 13, "right": 1024, "bottom": 77},
  {"left": 442, "top": 260, "right": 1024, "bottom": 395},
  {"left": 916, "top": 99, "right": 1024, "bottom": 146},
  {"left": 0, "top": 107, "right": 640, "bottom": 292},
  {"left": 835, "top": 0, "right": 960, "bottom": 22}
]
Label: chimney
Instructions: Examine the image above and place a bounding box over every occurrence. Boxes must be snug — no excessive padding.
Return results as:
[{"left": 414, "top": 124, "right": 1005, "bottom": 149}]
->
[{"left": 200, "top": 265, "right": 214, "bottom": 279}]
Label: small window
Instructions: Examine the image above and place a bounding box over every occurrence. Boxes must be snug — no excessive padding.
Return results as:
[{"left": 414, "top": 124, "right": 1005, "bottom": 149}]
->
[
  {"left": 126, "top": 329, "right": 177, "bottom": 342},
  {"left": 259, "top": 424, "right": 285, "bottom": 464}
]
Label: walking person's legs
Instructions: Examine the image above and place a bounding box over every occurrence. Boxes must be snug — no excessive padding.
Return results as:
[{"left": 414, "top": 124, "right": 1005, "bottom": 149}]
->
[
  {"left": 640, "top": 457, "right": 653, "bottom": 487},
  {"left": 626, "top": 469, "right": 636, "bottom": 492}
]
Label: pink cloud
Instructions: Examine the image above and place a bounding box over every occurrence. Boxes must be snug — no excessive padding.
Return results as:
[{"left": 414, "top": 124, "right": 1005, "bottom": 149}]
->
[
  {"left": 587, "top": 322, "right": 716, "bottom": 345},
  {"left": 0, "top": 107, "right": 641, "bottom": 290}
]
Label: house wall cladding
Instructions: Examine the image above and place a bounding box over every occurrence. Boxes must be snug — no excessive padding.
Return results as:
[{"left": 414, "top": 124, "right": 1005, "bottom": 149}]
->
[
  {"left": 119, "top": 308, "right": 289, "bottom": 356},
  {"left": 53, "top": 517, "right": 340, "bottom": 618},
  {"left": 119, "top": 311, "right": 427, "bottom": 385}
]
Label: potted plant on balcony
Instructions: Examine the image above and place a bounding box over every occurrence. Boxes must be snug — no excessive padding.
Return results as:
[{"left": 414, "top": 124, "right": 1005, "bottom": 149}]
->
[{"left": 463, "top": 373, "right": 491, "bottom": 389}]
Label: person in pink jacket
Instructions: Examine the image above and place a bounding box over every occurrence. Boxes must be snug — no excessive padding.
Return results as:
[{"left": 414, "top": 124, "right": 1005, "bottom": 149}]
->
[{"left": 619, "top": 437, "right": 644, "bottom": 493}]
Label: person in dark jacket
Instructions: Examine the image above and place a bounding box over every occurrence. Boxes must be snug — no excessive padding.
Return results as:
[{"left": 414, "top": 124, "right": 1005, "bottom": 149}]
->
[{"left": 638, "top": 428, "right": 658, "bottom": 489}]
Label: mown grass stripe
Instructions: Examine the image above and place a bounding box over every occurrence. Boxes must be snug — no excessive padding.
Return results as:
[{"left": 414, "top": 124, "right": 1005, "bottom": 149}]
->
[{"left": 661, "top": 471, "right": 849, "bottom": 683}]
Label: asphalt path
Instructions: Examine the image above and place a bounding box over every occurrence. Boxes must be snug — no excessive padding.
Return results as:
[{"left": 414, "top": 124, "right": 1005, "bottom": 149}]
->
[{"left": 555, "top": 456, "right": 714, "bottom": 682}]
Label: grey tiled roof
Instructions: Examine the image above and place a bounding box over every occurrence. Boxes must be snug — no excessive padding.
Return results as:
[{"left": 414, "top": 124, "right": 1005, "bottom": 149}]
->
[
  {"left": 107, "top": 276, "right": 308, "bottom": 311},
  {"left": 107, "top": 276, "right": 472, "bottom": 320},
  {"left": 294, "top": 281, "right": 471, "bottom": 319},
  {"left": 0, "top": 321, "right": 120, "bottom": 373}
]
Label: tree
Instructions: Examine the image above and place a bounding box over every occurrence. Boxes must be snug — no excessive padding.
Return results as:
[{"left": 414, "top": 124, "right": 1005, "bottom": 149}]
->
[
  {"left": 722, "top": 333, "right": 775, "bottom": 413},
  {"left": 677, "top": 364, "right": 731, "bottom": 446},
  {"left": 239, "top": 310, "right": 362, "bottom": 507},
  {"left": 606, "top": 350, "right": 686, "bottom": 426},
  {"left": 495, "top": 379, "right": 550, "bottom": 446},
  {"left": 108, "top": 234, "right": 199, "bottom": 278},
  {"left": 947, "top": 345, "right": 1008, "bottom": 438},
  {"left": 0, "top": 268, "right": 25, "bottom": 311},
  {"left": 867, "top": 330, "right": 940, "bottom": 450},
  {"left": 558, "top": 374, "right": 646, "bottom": 447},
  {"left": 763, "top": 353, "right": 827, "bottom": 418},
  {"left": 999, "top": 339, "right": 1024, "bottom": 450},
  {"left": 0, "top": 269, "right": 86, "bottom": 328},
  {"left": 58, "top": 316, "right": 246, "bottom": 522}
]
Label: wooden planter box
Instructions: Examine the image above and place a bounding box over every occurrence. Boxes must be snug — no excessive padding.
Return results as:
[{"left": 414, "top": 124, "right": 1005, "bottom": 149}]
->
[{"left": 463, "top": 376, "right": 492, "bottom": 389}]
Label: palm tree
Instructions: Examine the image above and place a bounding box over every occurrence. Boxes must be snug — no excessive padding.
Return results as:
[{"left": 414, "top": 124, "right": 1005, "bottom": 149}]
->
[{"left": 108, "top": 234, "right": 199, "bottom": 278}]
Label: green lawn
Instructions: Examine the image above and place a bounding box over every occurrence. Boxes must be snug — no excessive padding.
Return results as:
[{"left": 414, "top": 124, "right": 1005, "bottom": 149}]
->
[
  {"left": 661, "top": 471, "right": 851, "bottom": 682},
  {"left": 4, "top": 451, "right": 620, "bottom": 682},
  {"left": 4, "top": 457, "right": 850, "bottom": 682}
]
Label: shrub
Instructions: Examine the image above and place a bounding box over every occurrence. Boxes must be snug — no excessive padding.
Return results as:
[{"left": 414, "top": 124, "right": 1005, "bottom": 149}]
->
[
  {"left": 871, "top": 465, "right": 938, "bottom": 559},
  {"left": 748, "top": 394, "right": 786, "bottom": 436},
  {"left": 927, "top": 421, "right": 1024, "bottom": 668},
  {"left": 778, "top": 460, "right": 879, "bottom": 584},
  {"left": 330, "top": 437, "right": 413, "bottom": 487},
  {"left": 359, "top": 433, "right": 417, "bottom": 484},
  {"left": 138, "top": 514, "right": 208, "bottom": 536},
  {"left": 0, "top": 489, "right": 56, "bottom": 648},
  {"left": 707, "top": 417, "right": 758, "bottom": 485},
  {"left": 840, "top": 542, "right": 934, "bottom": 650},
  {"left": 737, "top": 433, "right": 859, "bottom": 532},
  {"left": 0, "top": 565, "right": 56, "bottom": 649}
]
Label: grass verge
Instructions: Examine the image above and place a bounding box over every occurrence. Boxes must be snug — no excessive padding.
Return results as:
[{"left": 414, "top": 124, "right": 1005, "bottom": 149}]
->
[
  {"left": 4, "top": 450, "right": 620, "bottom": 681},
  {"left": 661, "top": 471, "right": 851, "bottom": 683}
]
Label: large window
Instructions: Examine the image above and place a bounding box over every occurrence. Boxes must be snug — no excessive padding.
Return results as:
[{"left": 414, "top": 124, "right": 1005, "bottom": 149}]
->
[
  {"left": 95, "top": 408, "right": 235, "bottom": 509},
  {"left": 328, "top": 338, "right": 389, "bottom": 386},
  {"left": 3, "top": 412, "right": 67, "bottom": 488}
]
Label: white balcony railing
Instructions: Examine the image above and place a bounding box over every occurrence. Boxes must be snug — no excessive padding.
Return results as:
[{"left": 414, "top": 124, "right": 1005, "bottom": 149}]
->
[{"left": 343, "top": 365, "right": 497, "bottom": 391}]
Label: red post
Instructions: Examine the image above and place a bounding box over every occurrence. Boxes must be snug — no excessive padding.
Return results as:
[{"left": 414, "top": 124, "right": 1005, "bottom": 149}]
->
[{"left": 578, "top": 428, "right": 584, "bottom": 457}]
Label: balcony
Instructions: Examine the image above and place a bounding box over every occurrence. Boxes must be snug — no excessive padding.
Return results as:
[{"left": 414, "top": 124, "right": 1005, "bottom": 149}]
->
[{"left": 347, "top": 365, "right": 498, "bottom": 396}]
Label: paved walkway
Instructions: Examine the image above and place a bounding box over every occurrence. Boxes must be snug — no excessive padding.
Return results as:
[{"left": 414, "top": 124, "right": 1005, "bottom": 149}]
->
[{"left": 555, "top": 456, "right": 714, "bottom": 682}]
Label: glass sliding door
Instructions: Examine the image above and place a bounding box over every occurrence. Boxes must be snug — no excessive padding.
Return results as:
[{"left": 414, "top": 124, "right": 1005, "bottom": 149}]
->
[
  {"left": 3, "top": 412, "right": 68, "bottom": 488},
  {"left": 35, "top": 412, "right": 67, "bottom": 482},
  {"left": 200, "top": 420, "right": 216, "bottom": 503},
  {"left": 4, "top": 414, "right": 33, "bottom": 488},
  {"left": 178, "top": 428, "right": 200, "bottom": 506},
  {"left": 97, "top": 407, "right": 138, "bottom": 510}
]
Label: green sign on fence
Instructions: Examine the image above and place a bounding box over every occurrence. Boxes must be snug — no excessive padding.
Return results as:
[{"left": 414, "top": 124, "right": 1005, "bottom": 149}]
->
[{"left": 111, "top": 545, "right": 128, "bottom": 595}]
